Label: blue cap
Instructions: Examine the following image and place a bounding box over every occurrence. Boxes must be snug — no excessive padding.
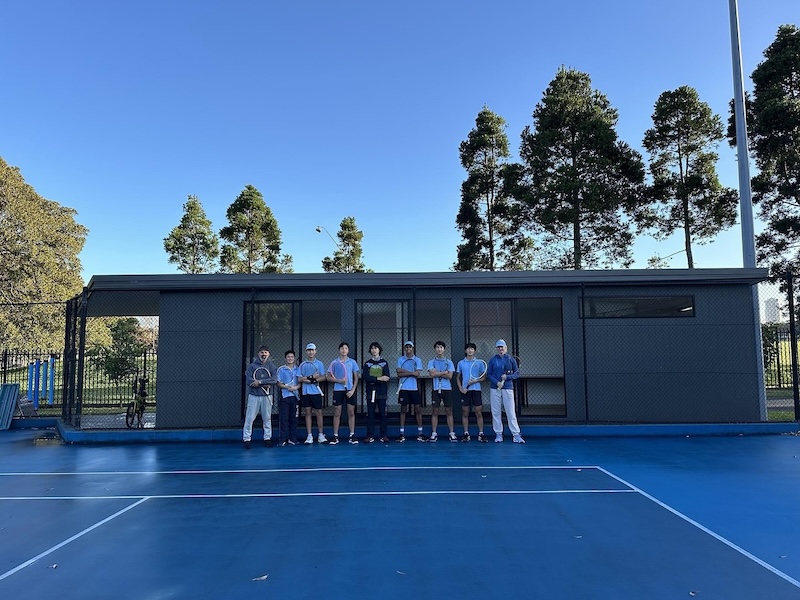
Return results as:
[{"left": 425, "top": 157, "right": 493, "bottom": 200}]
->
[{"left": 495, "top": 339, "right": 507, "bottom": 347}]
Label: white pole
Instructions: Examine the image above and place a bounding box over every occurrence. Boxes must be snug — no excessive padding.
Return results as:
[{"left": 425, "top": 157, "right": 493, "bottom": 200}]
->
[{"left": 729, "top": 0, "right": 767, "bottom": 420}]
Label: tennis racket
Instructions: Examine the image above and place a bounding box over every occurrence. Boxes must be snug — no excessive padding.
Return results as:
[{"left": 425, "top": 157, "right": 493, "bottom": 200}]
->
[
  {"left": 253, "top": 366, "right": 271, "bottom": 395},
  {"left": 368, "top": 364, "right": 383, "bottom": 403},
  {"left": 299, "top": 360, "right": 318, "bottom": 386},
  {"left": 329, "top": 360, "right": 349, "bottom": 390},
  {"left": 468, "top": 359, "right": 487, "bottom": 386},
  {"left": 277, "top": 365, "right": 298, "bottom": 398},
  {"left": 432, "top": 357, "right": 447, "bottom": 392},
  {"left": 397, "top": 357, "right": 417, "bottom": 397}
]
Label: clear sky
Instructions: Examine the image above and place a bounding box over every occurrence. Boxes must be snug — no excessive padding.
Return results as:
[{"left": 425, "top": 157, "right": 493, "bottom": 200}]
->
[{"left": 2, "top": 0, "right": 797, "bottom": 282}]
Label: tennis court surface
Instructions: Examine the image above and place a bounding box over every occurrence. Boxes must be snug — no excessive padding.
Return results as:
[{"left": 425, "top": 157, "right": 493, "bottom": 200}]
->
[{"left": 2, "top": 429, "right": 800, "bottom": 599}]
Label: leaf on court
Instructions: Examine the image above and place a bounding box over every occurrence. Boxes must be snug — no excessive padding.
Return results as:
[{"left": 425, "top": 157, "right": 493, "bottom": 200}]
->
[
  {"left": 576, "top": 469, "right": 582, "bottom": 472},
  {"left": 573, "top": 535, "right": 582, "bottom": 539},
  {"left": 689, "top": 592, "right": 698, "bottom": 596},
  {"left": 481, "top": 475, "right": 487, "bottom": 478},
  {"left": 396, "top": 570, "right": 407, "bottom": 575},
  {"left": 780, "top": 555, "right": 787, "bottom": 558},
  {"left": 49, "top": 564, "right": 57, "bottom": 569},
  {"left": 252, "top": 574, "right": 269, "bottom": 581}
]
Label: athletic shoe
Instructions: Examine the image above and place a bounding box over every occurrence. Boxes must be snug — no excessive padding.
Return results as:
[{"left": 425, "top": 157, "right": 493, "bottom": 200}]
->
[
  {"left": 449, "top": 432, "right": 458, "bottom": 442},
  {"left": 477, "top": 433, "right": 488, "bottom": 443},
  {"left": 416, "top": 434, "right": 427, "bottom": 442},
  {"left": 495, "top": 433, "right": 503, "bottom": 443},
  {"left": 349, "top": 434, "right": 359, "bottom": 445},
  {"left": 318, "top": 433, "right": 328, "bottom": 444},
  {"left": 304, "top": 434, "right": 314, "bottom": 445},
  {"left": 396, "top": 434, "right": 405, "bottom": 443},
  {"left": 278, "top": 441, "right": 287, "bottom": 447},
  {"left": 429, "top": 432, "right": 438, "bottom": 442},
  {"left": 380, "top": 436, "right": 390, "bottom": 443},
  {"left": 243, "top": 441, "right": 251, "bottom": 449},
  {"left": 513, "top": 435, "right": 526, "bottom": 444},
  {"left": 329, "top": 435, "right": 339, "bottom": 445},
  {"left": 264, "top": 439, "right": 273, "bottom": 448},
  {"left": 287, "top": 439, "right": 297, "bottom": 445},
  {"left": 461, "top": 433, "right": 470, "bottom": 442},
  {"left": 364, "top": 436, "right": 375, "bottom": 443}
]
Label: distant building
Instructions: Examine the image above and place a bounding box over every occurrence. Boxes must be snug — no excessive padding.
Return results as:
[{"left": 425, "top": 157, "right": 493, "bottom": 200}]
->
[{"left": 763, "top": 297, "right": 781, "bottom": 323}]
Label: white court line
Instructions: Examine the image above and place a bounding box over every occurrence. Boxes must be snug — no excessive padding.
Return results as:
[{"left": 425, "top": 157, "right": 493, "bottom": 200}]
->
[
  {"left": 0, "top": 465, "right": 599, "bottom": 476},
  {"left": 597, "top": 466, "right": 800, "bottom": 590},
  {"left": 0, "top": 489, "right": 636, "bottom": 501},
  {"left": 0, "top": 497, "right": 150, "bottom": 582}
]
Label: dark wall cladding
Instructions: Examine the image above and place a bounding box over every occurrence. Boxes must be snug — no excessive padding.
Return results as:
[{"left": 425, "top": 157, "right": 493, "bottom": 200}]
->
[{"left": 58, "top": 269, "right": 778, "bottom": 429}]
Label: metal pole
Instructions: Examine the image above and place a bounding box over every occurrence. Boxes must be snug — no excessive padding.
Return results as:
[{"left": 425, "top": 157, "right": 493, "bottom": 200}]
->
[{"left": 788, "top": 272, "right": 800, "bottom": 419}]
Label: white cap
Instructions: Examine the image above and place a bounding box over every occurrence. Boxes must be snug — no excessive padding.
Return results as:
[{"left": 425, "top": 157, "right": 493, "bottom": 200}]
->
[
  {"left": 403, "top": 340, "right": 414, "bottom": 347},
  {"left": 306, "top": 343, "right": 316, "bottom": 350},
  {"left": 495, "top": 339, "right": 507, "bottom": 347}
]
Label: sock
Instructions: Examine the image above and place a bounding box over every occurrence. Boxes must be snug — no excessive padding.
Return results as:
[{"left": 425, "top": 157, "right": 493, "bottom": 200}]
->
[{"left": 400, "top": 428, "right": 404, "bottom": 434}]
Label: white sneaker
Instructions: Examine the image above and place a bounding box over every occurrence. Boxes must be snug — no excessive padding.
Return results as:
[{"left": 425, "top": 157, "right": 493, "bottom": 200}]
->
[
  {"left": 304, "top": 434, "right": 314, "bottom": 445},
  {"left": 318, "top": 433, "right": 328, "bottom": 444},
  {"left": 449, "top": 432, "right": 458, "bottom": 442},
  {"left": 495, "top": 433, "right": 503, "bottom": 443},
  {"left": 429, "top": 432, "right": 438, "bottom": 442},
  {"left": 513, "top": 435, "right": 526, "bottom": 444}
]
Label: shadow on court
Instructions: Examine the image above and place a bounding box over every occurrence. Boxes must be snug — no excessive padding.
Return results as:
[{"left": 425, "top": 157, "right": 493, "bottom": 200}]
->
[{"left": 1, "top": 428, "right": 800, "bottom": 599}]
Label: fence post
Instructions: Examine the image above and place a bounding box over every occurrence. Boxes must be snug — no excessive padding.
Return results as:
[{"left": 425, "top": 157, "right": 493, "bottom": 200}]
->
[
  {"left": 787, "top": 272, "right": 800, "bottom": 420},
  {"left": 1, "top": 349, "right": 6, "bottom": 385}
]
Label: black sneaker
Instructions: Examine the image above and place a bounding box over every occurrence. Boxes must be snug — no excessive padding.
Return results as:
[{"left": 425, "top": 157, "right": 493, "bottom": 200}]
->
[
  {"left": 364, "top": 436, "right": 375, "bottom": 443},
  {"left": 329, "top": 435, "right": 340, "bottom": 445},
  {"left": 243, "top": 441, "right": 251, "bottom": 449},
  {"left": 477, "top": 433, "right": 488, "bottom": 443},
  {"left": 380, "top": 436, "right": 390, "bottom": 443},
  {"left": 396, "top": 434, "right": 405, "bottom": 443},
  {"left": 349, "top": 435, "right": 359, "bottom": 445},
  {"left": 264, "top": 439, "right": 273, "bottom": 448},
  {"left": 416, "top": 433, "right": 427, "bottom": 442},
  {"left": 461, "top": 433, "right": 470, "bottom": 442}
]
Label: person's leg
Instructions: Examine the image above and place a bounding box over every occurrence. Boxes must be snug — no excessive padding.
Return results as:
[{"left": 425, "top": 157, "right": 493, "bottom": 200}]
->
[
  {"left": 347, "top": 403, "right": 356, "bottom": 437},
  {"left": 278, "top": 397, "right": 289, "bottom": 443},
  {"left": 378, "top": 398, "right": 388, "bottom": 439},
  {"left": 490, "top": 388, "right": 503, "bottom": 435},
  {"left": 332, "top": 404, "right": 342, "bottom": 439},
  {"left": 430, "top": 404, "right": 439, "bottom": 437},
  {"left": 366, "top": 396, "right": 376, "bottom": 438},
  {"left": 243, "top": 395, "right": 257, "bottom": 443},
  {"left": 461, "top": 404, "right": 470, "bottom": 436},
  {"left": 504, "top": 389, "right": 522, "bottom": 437},
  {"left": 445, "top": 405, "right": 454, "bottom": 435},
  {"left": 474, "top": 402, "right": 485, "bottom": 434},
  {"left": 261, "top": 396, "right": 273, "bottom": 441}
]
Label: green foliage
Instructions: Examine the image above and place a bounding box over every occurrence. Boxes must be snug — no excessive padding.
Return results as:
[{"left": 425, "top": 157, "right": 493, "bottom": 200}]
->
[
  {"left": 505, "top": 68, "right": 646, "bottom": 269},
  {"left": 164, "top": 195, "right": 220, "bottom": 273},
  {"left": 321, "top": 217, "right": 372, "bottom": 273},
  {"left": 88, "top": 318, "right": 147, "bottom": 386},
  {"left": 729, "top": 25, "right": 800, "bottom": 276},
  {"left": 455, "top": 107, "right": 534, "bottom": 271},
  {"left": 643, "top": 86, "right": 739, "bottom": 268},
  {"left": 0, "top": 157, "right": 87, "bottom": 348},
  {"left": 219, "top": 185, "right": 293, "bottom": 274}
]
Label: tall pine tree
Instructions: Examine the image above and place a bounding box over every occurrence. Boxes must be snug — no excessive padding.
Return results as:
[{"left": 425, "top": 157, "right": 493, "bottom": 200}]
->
[
  {"left": 321, "top": 217, "right": 372, "bottom": 273},
  {"left": 163, "top": 195, "right": 220, "bottom": 273}
]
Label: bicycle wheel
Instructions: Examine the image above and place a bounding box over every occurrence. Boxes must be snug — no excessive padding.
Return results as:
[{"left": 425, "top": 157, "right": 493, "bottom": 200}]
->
[{"left": 125, "top": 401, "right": 137, "bottom": 428}]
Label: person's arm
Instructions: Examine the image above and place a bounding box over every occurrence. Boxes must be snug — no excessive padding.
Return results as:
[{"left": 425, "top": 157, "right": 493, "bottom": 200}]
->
[{"left": 347, "top": 361, "right": 359, "bottom": 397}]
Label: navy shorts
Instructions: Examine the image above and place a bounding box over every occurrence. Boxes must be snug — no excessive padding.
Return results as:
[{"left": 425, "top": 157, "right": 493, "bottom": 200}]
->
[
  {"left": 332, "top": 390, "right": 356, "bottom": 407},
  {"left": 461, "top": 390, "right": 482, "bottom": 407},
  {"left": 430, "top": 389, "right": 453, "bottom": 408},
  {"left": 300, "top": 393, "right": 323, "bottom": 410},
  {"left": 398, "top": 389, "right": 422, "bottom": 405}
]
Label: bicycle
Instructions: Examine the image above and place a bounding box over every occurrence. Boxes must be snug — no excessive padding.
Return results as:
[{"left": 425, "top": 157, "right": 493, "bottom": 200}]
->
[{"left": 126, "top": 377, "right": 148, "bottom": 428}]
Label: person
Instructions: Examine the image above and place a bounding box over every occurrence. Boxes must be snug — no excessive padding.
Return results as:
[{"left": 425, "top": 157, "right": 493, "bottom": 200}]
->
[
  {"left": 326, "top": 342, "right": 360, "bottom": 445},
  {"left": 298, "top": 343, "right": 327, "bottom": 444},
  {"left": 427, "top": 341, "right": 457, "bottom": 442},
  {"left": 276, "top": 350, "right": 300, "bottom": 446},
  {"left": 456, "top": 342, "right": 488, "bottom": 442},
  {"left": 487, "top": 339, "right": 525, "bottom": 444},
  {"left": 362, "top": 342, "right": 390, "bottom": 443},
  {"left": 396, "top": 341, "right": 425, "bottom": 442},
  {"left": 243, "top": 345, "right": 277, "bottom": 449}
]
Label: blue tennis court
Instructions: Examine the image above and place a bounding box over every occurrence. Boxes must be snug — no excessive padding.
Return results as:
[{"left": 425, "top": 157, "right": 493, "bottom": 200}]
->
[{"left": 2, "top": 429, "right": 800, "bottom": 599}]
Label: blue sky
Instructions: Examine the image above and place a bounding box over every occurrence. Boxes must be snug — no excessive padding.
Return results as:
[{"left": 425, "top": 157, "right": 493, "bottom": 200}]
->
[{"left": 2, "top": 0, "right": 797, "bottom": 282}]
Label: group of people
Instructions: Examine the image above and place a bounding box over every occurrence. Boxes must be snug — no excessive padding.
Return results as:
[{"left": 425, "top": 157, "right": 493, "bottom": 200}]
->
[{"left": 242, "top": 339, "right": 526, "bottom": 449}]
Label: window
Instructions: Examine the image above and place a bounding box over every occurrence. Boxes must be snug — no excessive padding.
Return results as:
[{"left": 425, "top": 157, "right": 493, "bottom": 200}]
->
[{"left": 582, "top": 296, "right": 694, "bottom": 318}]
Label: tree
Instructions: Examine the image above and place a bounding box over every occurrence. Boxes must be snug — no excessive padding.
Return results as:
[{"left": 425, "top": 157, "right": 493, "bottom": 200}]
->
[
  {"left": 0, "top": 157, "right": 87, "bottom": 348},
  {"left": 642, "top": 86, "right": 739, "bottom": 268},
  {"left": 728, "top": 25, "right": 800, "bottom": 275},
  {"left": 88, "top": 317, "right": 147, "bottom": 402},
  {"left": 218, "top": 185, "right": 293, "bottom": 274},
  {"left": 163, "top": 195, "right": 220, "bottom": 273},
  {"left": 455, "top": 107, "right": 534, "bottom": 271},
  {"left": 321, "top": 217, "right": 372, "bottom": 273},
  {"left": 505, "top": 68, "right": 646, "bottom": 269}
]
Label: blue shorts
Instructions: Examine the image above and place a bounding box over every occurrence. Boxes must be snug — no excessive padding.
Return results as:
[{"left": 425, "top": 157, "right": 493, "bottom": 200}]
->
[
  {"left": 332, "top": 390, "right": 356, "bottom": 407},
  {"left": 461, "top": 390, "right": 482, "bottom": 407},
  {"left": 399, "top": 389, "right": 422, "bottom": 405}
]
